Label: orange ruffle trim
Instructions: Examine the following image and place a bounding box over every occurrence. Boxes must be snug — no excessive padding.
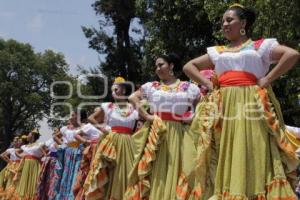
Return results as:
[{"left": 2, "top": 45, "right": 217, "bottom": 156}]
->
[
  {"left": 176, "top": 173, "right": 202, "bottom": 200},
  {"left": 84, "top": 133, "right": 116, "bottom": 200},
  {"left": 256, "top": 88, "right": 298, "bottom": 159},
  {"left": 124, "top": 117, "right": 167, "bottom": 200},
  {"left": 216, "top": 179, "right": 297, "bottom": 200}
]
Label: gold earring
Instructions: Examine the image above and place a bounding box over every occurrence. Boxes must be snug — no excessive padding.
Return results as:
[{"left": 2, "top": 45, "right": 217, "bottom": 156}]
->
[
  {"left": 240, "top": 28, "right": 246, "bottom": 36},
  {"left": 169, "top": 70, "right": 174, "bottom": 76}
]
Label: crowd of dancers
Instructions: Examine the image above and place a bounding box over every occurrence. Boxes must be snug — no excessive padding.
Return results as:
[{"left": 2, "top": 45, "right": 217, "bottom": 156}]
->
[{"left": 1, "top": 3, "right": 300, "bottom": 200}]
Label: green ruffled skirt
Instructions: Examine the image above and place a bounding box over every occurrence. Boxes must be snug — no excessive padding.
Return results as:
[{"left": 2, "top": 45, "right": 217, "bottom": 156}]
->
[{"left": 192, "top": 86, "right": 299, "bottom": 199}]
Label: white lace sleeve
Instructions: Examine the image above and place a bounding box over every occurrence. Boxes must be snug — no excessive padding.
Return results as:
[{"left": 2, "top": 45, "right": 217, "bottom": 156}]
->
[
  {"left": 257, "top": 38, "right": 279, "bottom": 65},
  {"left": 207, "top": 46, "right": 220, "bottom": 65},
  {"left": 140, "top": 82, "right": 153, "bottom": 99},
  {"left": 100, "top": 102, "right": 112, "bottom": 116},
  {"left": 187, "top": 83, "right": 200, "bottom": 101}
]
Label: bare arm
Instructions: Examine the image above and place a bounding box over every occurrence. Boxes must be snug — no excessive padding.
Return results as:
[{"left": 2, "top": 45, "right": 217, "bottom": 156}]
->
[
  {"left": 183, "top": 54, "right": 214, "bottom": 90},
  {"left": 88, "top": 109, "right": 105, "bottom": 127},
  {"left": 74, "top": 132, "right": 90, "bottom": 145},
  {"left": 53, "top": 136, "right": 62, "bottom": 145},
  {"left": 129, "top": 90, "right": 154, "bottom": 122},
  {"left": 0, "top": 151, "right": 10, "bottom": 163},
  {"left": 258, "top": 45, "right": 300, "bottom": 87},
  {"left": 39, "top": 145, "right": 48, "bottom": 156}
]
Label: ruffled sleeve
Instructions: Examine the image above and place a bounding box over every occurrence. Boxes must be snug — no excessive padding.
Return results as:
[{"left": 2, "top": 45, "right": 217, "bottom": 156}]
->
[
  {"left": 20, "top": 145, "right": 26, "bottom": 151},
  {"left": 81, "top": 123, "right": 102, "bottom": 137},
  {"left": 132, "top": 110, "right": 139, "bottom": 120},
  {"left": 81, "top": 123, "right": 92, "bottom": 135},
  {"left": 140, "top": 82, "right": 153, "bottom": 100},
  {"left": 44, "top": 138, "right": 54, "bottom": 147},
  {"left": 100, "top": 102, "right": 113, "bottom": 116},
  {"left": 60, "top": 126, "right": 67, "bottom": 135},
  {"left": 257, "top": 38, "right": 279, "bottom": 65},
  {"left": 64, "top": 130, "right": 75, "bottom": 143},
  {"left": 5, "top": 148, "right": 13, "bottom": 154},
  {"left": 37, "top": 142, "right": 45, "bottom": 147},
  {"left": 207, "top": 46, "right": 220, "bottom": 65},
  {"left": 187, "top": 82, "right": 201, "bottom": 102}
]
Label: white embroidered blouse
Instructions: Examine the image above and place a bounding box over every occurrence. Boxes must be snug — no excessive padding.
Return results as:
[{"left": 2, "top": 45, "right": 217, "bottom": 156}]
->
[
  {"left": 140, "top": 80, "right": 200, "bottom": 116},
  {"left": 101, "top": 102, "right": 138, "bottom": 130},
  {"left": 207, "top": 38, "right": 279, "bottom": 78}
]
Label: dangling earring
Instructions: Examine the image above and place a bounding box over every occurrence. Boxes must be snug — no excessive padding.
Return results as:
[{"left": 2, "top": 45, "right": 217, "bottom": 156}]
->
[
  {"left": 169, "top": 70, "right": 174, "bottom": 76},
  {"left": 240, "top": 28, "right": 246, "bottom": 36}
]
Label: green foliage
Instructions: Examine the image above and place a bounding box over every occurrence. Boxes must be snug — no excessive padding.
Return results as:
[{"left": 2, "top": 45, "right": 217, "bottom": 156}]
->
[
  {"left": 82, "top": 0, "right": 143, "bottom": 83},
  {"left": 135, "top": 0, "right": 215, "bottom": 80},
  {"left": 0, "top": 39, "right": 71, "bottom": 150}
]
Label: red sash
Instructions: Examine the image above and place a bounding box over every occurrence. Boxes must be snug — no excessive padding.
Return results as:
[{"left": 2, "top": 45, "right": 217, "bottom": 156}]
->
[
  {"left": 111, "top": 126, "right": 133, "bottom": 134},
  {"left": 219, "top": 70, "right": 257, "bottom": 87}
]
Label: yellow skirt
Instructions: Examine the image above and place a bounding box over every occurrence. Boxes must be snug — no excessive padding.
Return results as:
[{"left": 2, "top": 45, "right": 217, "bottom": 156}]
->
[
  {"left": 0, "top": 161, "right": 21, "bottom": 199},
  {"left": 192, "top": 86, "right": 299, "bottom": 199},
  {"left": 84, "top": 132, "right": 135, "bottom": 200},
  {"left": 0, "top": 165, "right": 7, "bottom": 194},
  {"left": 124, "top": 117, "right": 198, "bottom": 200},
  {"left": 11, "top": 158, "right": 41, "bottom": 200}
]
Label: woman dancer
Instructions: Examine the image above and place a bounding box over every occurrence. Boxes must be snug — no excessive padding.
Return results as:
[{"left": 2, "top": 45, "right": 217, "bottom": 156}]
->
[
  {"left": 35, "top": 128, "right": 62, "bottom": 200},
  {"left": 183, "top": 3, "right": 300, "bottom": 199},
  {"left": 11, "top": 129, "right": 43, "bottom": 200},
  {"left": 124, "top": 54, "right": 200, "bottom": 200},
  {"left": 55, "top": 111, "right": 84, "bottom": 200},
  {"left": 0, "top": 136, "right": 22, "bottom": 198},
  {"left": 72, "top": 110, "right": 107, "bottom": 200},
  {"left": 84, "top": 77, "right": 139, "bottom": 200}
]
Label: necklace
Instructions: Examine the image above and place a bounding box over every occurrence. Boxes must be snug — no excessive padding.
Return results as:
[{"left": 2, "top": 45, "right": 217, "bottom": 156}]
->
[
  {"left": 160, "top": 79, "right": 181, "bottom": 91},
  {"left": 223, "top": 39, "right": 252, "bottom": 52},
  {"left": 27, "top": 142, "right": 37, "bottom": 147},
  {"left": 114, "top": 103, "right": 132, "bottom": 117}
]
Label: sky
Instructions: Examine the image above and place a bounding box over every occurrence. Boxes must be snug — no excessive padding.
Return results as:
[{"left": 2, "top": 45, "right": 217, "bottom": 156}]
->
[{"left": 0, "top": 0, "right": 103, "bottom": 141}]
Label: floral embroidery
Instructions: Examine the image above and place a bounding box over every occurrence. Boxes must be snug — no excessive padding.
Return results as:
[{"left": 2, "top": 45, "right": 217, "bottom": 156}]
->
[
  {"left": 216, "top": 45, "right": 226, "bottom": 53},
  {"left": 151, "top": 80, "right": 189, "bottom": 92},
  {"left": 160, "top": 84, "right": 170, "bottom": 91},
  {"left": 152, "top": 81, "right": 160, "bottom": 88},
  {"left": 177, "top": 82, "right": 190, "bottom": 92},
  {"left": 107, "top": 102, "right": 133, "bottom": 117},
  {"left": 108, "top": 102, "right": 114, "bottom": 109},
  {"left": 254, "top": 38, "right": 264, "bottom": 50},
  {"left": 216, "top": 39, "right": 265, "bottom": 54}
]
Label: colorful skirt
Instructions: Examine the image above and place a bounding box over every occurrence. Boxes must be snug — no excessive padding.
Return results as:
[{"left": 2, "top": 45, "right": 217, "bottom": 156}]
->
[
  {"left": 84, "top": 132, "right": 136, "bottom": 200},
  {"left": 56, "top": 144, "right": 83, "bottom": 200},
  {"left": 73, "top": 142, "right": 98, "bottom": 200},
  {"left": 124, "top": 117, "right": 198, "bottom": 200},
  {"left": 192, "top": 85, "right": 299, "bottom": 199},
  {"left": 0, "top": 165, "right": 7, "bottom": 194},
  {"left": 35, "top": 152, "right": 62, "bottom": 200},
  {"left": 11, "top": 158, "right": 41, "bottom": 200},
  {"left": 0, "top": 161, "right": 21, "bottom": 200},
  {"left": 0, "top": 164, "right": 9, "bottom": 198}
]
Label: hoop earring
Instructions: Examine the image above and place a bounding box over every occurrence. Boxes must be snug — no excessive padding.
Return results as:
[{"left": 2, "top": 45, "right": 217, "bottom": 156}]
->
[
  {"left": 169, "top": 70, "right": 174, "bottom": 76},
  {"left": 240, "top": 28, "right": 246, "bottom": 36}
]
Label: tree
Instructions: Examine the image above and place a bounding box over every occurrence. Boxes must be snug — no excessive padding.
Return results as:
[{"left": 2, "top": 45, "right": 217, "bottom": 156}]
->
[
  {"left": 82, "top": 0, "right": 144, "bottom": 83},
  {"left": 47, "top": 66, "right": 113, "bottom": 130},
  {"left": 135, "top": 0, "right": 215, "bottom": 80},
  {"left": 0, "top": 39, "right": 71, "bottom": 165}
]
